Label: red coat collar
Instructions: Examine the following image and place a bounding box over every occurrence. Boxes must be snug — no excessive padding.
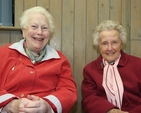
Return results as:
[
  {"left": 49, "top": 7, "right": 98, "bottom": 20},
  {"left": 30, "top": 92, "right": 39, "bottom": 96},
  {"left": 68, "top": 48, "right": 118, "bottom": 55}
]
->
[{"left": 96, "top": 50, "right": 129, "bottom": 69}]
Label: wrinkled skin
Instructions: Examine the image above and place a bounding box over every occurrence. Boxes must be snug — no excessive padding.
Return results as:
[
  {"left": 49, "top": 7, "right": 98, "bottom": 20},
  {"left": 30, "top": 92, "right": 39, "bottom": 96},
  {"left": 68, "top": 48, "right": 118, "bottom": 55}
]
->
[{"left": 2, "top": 95, "right": 52, "bottom": 113}]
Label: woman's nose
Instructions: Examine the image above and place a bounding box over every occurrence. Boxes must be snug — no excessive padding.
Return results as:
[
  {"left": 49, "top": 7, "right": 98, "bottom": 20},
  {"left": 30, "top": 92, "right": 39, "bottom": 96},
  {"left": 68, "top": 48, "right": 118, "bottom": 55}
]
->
[
  {"left": 37, "top": 27, "right": 43, "bottom": 34},
  {"left": 107, "top": 44, "right": 113, "bottom": 50}
]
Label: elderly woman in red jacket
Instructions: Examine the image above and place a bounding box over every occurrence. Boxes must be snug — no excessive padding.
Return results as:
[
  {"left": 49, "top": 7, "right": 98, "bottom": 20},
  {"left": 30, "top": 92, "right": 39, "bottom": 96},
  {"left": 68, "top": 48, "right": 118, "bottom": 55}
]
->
[
  {"left": 0, "top": 6, "right": 77, "bottom": 113},
  {"left": 81, "top": 20, "right": 141, "bottom": 113}
]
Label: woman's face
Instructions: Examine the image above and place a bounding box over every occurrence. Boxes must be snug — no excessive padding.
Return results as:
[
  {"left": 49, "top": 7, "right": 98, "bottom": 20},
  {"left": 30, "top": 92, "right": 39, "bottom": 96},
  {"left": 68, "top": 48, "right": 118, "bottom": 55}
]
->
[
  {"left": 98, "top": 29, "right": 123, "bottom": 63},
  {"left": 22, "top": 13, "right": 50, "bottom": 53}
]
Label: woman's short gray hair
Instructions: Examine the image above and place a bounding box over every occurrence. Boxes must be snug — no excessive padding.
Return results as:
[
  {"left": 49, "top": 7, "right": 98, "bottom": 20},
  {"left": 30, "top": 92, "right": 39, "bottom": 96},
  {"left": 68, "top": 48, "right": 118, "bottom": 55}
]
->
[
  {"left": 92, "top": 20, "right": 127, "bottom": 47},
  {"left": 19, "top": 6, "right": 55, "bottom": 37}
]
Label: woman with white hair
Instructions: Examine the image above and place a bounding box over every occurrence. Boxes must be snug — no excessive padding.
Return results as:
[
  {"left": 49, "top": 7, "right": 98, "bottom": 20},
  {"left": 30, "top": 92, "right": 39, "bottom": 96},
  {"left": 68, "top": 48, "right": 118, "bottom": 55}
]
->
[
  {"left": 0, "top": 6, "right": 77, "bottom": 113},
  {"left": 81, "top": 20, "right": 141, "bottom": 113}
]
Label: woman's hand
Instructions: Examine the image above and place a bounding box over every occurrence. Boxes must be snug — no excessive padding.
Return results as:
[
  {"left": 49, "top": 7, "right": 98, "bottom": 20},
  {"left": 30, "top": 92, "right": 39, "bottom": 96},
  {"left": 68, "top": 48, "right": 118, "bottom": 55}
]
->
[
  {"left": 19, "top": 95, "right": 52, "bottom": 113},
  {"left": 2, "top": 95, "right": 52, "bottom": 113},
  {"left": 2, "top": 98, "right": 30, "bottom": 113},
  {"left": 107, "top": 108, "right": 129, "bottom": 113}
]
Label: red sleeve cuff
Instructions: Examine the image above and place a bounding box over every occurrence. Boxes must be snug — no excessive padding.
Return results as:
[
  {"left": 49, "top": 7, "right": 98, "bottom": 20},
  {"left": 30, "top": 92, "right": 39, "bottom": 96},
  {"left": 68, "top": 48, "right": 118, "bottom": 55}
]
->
[
  {"left": 0, "top": 97, "right": 17, "bottom": 108},
  {"left": 43, "top": 98, "right": 57, "bottom": 113}
]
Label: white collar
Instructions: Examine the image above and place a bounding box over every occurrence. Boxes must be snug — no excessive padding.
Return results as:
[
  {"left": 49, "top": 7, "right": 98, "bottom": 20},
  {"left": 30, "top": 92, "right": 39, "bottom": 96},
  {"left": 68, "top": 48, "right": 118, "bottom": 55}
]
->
[{"left": 9, "top": 39, "right": 60, "bottom": 61}]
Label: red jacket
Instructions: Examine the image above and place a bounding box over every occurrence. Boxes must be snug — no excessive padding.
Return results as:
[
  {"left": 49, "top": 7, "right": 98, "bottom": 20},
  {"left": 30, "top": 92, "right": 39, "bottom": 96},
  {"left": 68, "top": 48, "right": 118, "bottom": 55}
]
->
[
  {"left": 0, "top": 41, "right": 77, "bottom": 113},
  {"left": 82, "top": 50, "right": 141, "bottom": 113}
]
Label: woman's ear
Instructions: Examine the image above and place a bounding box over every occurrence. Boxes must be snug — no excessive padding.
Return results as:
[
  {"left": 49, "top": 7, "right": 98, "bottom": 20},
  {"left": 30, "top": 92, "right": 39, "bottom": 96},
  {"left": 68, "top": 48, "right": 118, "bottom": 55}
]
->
[{"left": 21, "top": 28, "right": 26, "bottom": 38}]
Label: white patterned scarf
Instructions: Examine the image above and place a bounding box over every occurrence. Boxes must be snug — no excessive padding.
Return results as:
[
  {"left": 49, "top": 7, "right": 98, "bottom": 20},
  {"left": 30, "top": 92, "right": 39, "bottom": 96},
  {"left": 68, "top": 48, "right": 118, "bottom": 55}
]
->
[{"left": 102, "top": 55, "right": 124, "bottom": 109}]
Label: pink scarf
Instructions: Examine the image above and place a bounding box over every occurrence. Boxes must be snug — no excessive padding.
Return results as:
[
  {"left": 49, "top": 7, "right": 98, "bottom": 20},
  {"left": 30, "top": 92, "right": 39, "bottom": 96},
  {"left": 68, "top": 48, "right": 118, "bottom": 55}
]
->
[{"left": 102, "top": 55, "right": 124, "bottom": 109}]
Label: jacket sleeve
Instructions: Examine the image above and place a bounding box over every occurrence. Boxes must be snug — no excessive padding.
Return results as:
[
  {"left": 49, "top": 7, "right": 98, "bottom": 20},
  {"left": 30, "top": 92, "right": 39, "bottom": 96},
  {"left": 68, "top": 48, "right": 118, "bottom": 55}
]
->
[
  {"left": 0, "top": 46, "right": 18, "bottom": 108},
  {"left": 43, "top": 53, "right": 77, "bottom": 113},
  {"left": 129, "top": 105, "right": 141, "bottom": 113},
  {"left": 0, "top": 93, "right": 18, "bottom": 108}
]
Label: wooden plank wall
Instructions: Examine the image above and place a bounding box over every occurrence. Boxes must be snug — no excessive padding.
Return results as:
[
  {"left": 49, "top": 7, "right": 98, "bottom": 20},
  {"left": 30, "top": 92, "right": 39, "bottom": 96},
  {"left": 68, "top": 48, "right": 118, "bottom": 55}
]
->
[
  {"left": 131, "top": 0, "right": 141, "bottom": 57},
  {"left": 0, "top": 0, "right": 141, "bottom": 113}
]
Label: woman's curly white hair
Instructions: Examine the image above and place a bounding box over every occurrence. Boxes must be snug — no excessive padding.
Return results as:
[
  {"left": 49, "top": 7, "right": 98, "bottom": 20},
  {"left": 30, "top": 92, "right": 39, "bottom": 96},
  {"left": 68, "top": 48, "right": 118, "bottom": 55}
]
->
[{"left": 92, "top": 20, "right": 127, "bottom": 48}]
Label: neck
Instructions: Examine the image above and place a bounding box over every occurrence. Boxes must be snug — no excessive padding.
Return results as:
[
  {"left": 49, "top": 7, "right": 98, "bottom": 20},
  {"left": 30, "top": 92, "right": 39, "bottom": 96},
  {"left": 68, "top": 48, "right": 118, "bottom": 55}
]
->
[
  {"left": 24, "top": 41, "right": 41, "bottom": 56},
  {"left": 31, "top": 51, "right": 40, "bottom": 57}
]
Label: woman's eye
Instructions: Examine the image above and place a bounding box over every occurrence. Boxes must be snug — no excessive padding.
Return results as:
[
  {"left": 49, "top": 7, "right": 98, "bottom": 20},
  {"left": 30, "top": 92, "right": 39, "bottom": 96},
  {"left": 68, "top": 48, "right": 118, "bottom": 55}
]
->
[
  {"left": 42, "top": 26, "right": 48, "bottom": 30},
  {"left": 113, "top": 41, "right": 117, "bottom": 44},
  {"left": 102, "top": 42, "right": 107, "bottom": 45},
  {"left": 31, "top": 25, "right": 37, "bottom": 29}
]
